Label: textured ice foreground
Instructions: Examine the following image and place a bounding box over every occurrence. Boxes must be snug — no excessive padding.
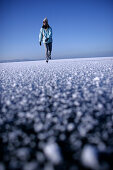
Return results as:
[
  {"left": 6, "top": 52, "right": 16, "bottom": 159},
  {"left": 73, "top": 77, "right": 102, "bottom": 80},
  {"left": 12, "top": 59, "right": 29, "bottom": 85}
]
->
[{"left": 0, "top": 57, "right": 113, "bottom": 170}]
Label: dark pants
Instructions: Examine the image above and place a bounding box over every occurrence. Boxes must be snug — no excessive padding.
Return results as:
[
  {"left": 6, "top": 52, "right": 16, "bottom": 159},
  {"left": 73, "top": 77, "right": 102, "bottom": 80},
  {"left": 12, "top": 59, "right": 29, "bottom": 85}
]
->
[{"left": 44, "top": 42, "right": 52, "bottom": 60}]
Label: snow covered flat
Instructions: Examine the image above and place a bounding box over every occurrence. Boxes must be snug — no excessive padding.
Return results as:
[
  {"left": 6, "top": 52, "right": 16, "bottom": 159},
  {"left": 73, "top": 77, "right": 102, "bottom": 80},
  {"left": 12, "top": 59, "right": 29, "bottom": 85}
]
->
[{"left": 0, "top": 57, "right": 113, "bottom": 170}]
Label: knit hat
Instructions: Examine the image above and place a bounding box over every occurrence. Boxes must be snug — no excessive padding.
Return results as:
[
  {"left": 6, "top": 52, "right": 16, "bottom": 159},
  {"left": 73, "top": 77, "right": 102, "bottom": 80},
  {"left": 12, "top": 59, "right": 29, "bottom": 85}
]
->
[{"left": 43, "top": 17, "right": 48, "bottom": 23}]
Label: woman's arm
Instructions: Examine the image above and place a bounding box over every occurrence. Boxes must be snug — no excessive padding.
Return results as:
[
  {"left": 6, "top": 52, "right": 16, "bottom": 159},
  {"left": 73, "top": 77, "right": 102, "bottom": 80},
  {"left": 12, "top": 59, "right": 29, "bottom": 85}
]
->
[{"left": 39, "top": 28, "right": 43, "bottom": 42}]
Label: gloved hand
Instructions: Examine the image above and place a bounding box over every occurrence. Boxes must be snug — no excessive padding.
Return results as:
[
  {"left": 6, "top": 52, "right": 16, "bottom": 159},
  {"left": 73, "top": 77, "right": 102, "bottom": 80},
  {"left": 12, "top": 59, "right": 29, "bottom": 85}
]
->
[
  {"left": 39, "top": 42, "right": 41, "bottom": 46},
  {"left": 45, "top": 38, "right": 49, "bottom": 42}
]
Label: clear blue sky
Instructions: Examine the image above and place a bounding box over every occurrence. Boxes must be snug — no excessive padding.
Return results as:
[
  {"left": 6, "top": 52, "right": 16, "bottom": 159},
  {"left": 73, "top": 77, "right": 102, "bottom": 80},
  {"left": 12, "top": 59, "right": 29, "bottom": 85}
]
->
[{"left": 0, "top": 0, "right": 113, "bottom": 61}]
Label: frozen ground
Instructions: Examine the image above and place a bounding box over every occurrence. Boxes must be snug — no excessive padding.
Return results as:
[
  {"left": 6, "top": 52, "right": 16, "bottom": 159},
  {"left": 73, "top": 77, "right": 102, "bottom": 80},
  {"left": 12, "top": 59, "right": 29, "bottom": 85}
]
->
[{"left": 0, "top": 57, "right": 113, "bottom": 170}]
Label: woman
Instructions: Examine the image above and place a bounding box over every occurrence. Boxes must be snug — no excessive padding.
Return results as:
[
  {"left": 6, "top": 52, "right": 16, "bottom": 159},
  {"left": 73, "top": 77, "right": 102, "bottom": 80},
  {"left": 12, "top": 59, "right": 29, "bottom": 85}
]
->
[{"left": 39, "top": 18, "right": 53, "bottom": 63}]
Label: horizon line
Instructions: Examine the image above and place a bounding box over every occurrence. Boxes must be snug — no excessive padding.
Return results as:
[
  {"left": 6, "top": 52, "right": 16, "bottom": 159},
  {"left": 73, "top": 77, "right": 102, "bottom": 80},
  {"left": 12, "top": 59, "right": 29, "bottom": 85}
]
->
[{"left": 0, "top": 56, "right": 113, "bottom": 63}]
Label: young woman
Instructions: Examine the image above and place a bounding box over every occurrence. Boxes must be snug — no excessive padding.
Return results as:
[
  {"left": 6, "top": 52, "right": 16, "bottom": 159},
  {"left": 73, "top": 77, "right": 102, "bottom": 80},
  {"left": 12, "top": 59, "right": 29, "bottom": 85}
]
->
[{"left": 39, "top": 18, "right": 53, "bottom": 63}]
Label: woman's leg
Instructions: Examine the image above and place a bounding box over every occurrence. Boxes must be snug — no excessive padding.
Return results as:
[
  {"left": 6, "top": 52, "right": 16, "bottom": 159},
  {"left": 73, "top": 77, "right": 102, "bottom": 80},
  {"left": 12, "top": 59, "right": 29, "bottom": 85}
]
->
[
  {"left": 44, "top": 43, "right": 49, "bottom": 61},
  {"left": 48, "top": 42, "right": 52, "bottom": 59}
]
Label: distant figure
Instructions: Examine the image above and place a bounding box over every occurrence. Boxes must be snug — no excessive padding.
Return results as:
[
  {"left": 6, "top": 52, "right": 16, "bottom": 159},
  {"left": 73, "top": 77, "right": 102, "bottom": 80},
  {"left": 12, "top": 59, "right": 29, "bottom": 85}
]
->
[{"left": 39, "top": 18, "right": 52, "bottom": 63}]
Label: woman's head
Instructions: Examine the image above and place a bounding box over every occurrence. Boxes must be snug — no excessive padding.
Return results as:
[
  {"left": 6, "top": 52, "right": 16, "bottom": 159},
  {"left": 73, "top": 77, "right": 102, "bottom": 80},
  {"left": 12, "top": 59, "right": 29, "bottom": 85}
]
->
[{"left": 43, "top": 18, "right": 48, "bottom": 26}]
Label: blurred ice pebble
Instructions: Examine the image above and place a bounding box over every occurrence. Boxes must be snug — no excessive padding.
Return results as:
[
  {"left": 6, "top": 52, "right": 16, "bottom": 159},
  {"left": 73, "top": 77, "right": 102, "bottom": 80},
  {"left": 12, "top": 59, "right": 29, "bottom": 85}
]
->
[
  {"left": 43, "top": 142, "right": 62, "bottom": 165},
  {"left": 81, "top": 145, "right": 100, "bottom": 170},
  {"left": 0, "top": 163, "right": 5, "bottom": 170},
  {"left": 93, "top": 77, "right": 100, "bottom": 81}
]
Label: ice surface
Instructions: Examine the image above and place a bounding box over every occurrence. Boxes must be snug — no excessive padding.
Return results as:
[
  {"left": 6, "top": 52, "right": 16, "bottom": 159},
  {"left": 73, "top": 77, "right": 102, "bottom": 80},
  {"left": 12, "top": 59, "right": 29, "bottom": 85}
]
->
[{"left": 0, "top": 57, "right": 113, "bottom": 170}]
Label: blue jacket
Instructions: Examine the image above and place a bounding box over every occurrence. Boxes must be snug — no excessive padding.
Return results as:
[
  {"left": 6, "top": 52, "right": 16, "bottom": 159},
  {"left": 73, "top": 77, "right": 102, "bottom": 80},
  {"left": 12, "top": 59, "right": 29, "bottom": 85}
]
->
[{"left": 39, "top": 25, "right": 52, "bottom": 44}]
